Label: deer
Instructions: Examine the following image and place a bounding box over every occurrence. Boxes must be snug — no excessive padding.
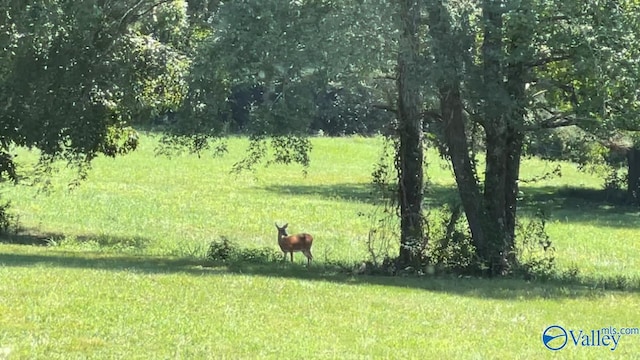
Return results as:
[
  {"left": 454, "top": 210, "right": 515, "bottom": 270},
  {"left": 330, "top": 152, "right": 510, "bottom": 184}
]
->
[{"left": 275, "top": 223, "right": 314, "bottom": 266}]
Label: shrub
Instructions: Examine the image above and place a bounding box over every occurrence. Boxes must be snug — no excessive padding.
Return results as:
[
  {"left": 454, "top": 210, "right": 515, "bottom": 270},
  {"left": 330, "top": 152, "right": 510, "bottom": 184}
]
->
[
  {"left": 424, "top": 204, "right": 477, "bottom": 274},
  {"left": 0, "top": 200, "right": 17, "bottom": 235},
  {"left": 206, "top": 237, "right": 281, "bottom": 264},
  {"left": 513, "top": 209, "right": 556, "bottom": 280}
]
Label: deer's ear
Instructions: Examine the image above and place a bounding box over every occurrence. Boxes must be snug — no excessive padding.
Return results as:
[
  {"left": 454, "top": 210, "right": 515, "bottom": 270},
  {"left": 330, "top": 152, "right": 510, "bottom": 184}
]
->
[{"left": 283, "top": 223, "right": 288, "bottom": 228}]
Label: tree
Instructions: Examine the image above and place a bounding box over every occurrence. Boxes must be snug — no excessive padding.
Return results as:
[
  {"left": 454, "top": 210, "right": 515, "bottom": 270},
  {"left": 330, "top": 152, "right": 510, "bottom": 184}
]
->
[
  {"left": 395, "top": 0, "right": 425, "bottom": 267},
  {"left": 0, "top": 0, "right": 188, "bottom": 184},
  {"left": 526, "top": 0, "right": 640, "bottom": 203},
  {"left": 165, "top": 0, "right": 431, "bottom": 266},
  {"left": 161, "top": 0, "right": 397, "bottom": 161},
  {"left": 425, "top": 0, "right": 640, "bottom": 275}
]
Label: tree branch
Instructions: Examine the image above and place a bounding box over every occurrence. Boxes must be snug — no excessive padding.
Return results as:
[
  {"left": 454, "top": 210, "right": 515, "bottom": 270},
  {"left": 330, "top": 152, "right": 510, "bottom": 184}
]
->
[
  {"left": 374, "top": 75, "right": 398, "bottom": 81},
  {"left": 372, "top": 103, "right": 397, "bottom": 113},
  {"left": 526, "top": 117, "right": 577, "bottom": 131},
  {"left": 540, "top": 15, "right": 571, "bottom": 23},
  {"left": 134, "top": 0, "right": 175, "bottom": 20},
  {"left": 522, "top": 107, "right": 578, "bottom": 131},
  {"left": 118, "top": 0, "right": 146, "bottom": 29},
  {"left": 118, "top": 0, "right": 174, "bottom": 29},
  {"left": 526, "top": 54, "right": 572, "bottom": 68}
]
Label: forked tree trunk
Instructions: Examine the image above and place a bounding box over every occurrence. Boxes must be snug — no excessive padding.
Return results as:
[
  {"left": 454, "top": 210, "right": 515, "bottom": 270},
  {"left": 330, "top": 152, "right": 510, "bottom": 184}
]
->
[
  {"left": 428, "top": 0, "right": 529, "bottom": 276},
  {"left": 396, "top": 0, "right": 425, "bottom": 268},
  {"left": 439, "top": 84, "right": 489, "bottom": 260},
  {"left": 428, "top": 0, "right": 490, "bottom": 268}
]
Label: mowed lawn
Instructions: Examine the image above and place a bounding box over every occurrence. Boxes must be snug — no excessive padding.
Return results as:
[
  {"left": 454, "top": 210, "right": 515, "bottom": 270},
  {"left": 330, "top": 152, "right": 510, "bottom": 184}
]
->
[{"left": 1, "top": 134, "right": 639, "bottom": 359}]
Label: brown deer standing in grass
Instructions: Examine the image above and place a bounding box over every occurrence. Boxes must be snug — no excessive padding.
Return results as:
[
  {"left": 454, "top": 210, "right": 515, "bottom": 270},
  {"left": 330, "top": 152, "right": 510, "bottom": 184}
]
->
[{"left": 275, "top": 223, "right": 314, "bottom": 265}]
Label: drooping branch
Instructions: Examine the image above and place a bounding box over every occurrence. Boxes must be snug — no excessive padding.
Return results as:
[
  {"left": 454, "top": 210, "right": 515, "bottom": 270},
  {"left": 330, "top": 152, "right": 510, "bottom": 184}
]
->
[{"left": 0, "top": 151, "right": 18, "bottom": 183}]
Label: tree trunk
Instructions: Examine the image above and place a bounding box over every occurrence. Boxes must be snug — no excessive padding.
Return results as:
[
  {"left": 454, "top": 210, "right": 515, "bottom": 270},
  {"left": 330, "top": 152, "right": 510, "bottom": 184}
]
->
[
  {"left": 439, "top": 83, "right": 488, "bottom": 261},
  {"left": 427, "top": 0, "right": 489, "bottom": 270},
  {"left": 503, "top": 127, "right": 523, "bottom": 266},
  {"left": 504, "top": 48, "right": 528, "bottom": 267},
  {"left": 427, "top": 0, "right": 530, "bottom": 275},
  {"left": 482, "top": 131, "right": 508, "bottom": 274},
  {"left": 628, "top": 147, "right": 640, "bottom": 204},
  {"left": 482, "top": 129, "right": 524, "bottom": 275},
  {"left": 502, "top": 2, "right": 533, "bottom": 269},
  {"left": 396, "top": 0, "right": 424, "bottom": 268},
  {"left": 479, "top": 0, "right": 511, "bottom": 275}
]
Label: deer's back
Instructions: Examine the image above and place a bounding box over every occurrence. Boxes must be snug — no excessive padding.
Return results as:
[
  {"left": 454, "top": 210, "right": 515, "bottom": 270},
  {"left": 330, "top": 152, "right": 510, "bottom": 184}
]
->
[{"left": 279, "top": 233, "right": 313, "bottom": 251}]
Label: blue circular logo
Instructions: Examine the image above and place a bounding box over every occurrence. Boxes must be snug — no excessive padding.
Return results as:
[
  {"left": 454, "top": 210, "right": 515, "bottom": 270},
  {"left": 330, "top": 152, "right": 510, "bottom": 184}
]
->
[{"left": 542, "top": 325, "right": 568, "bottom": 351}]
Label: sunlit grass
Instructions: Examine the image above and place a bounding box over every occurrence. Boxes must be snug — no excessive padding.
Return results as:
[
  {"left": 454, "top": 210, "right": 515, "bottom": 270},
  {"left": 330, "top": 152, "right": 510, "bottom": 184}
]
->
[
  {"left": 1, "top": 134, "right": 639, "bottom": 358},
  {"left": 1, "top": 245, "right": 639, "bottom": 359}
]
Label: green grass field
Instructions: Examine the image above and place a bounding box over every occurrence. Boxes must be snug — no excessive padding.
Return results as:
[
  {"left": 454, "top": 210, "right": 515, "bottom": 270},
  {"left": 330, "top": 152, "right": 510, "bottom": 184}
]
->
[{"left": 1, "top": 134, "right": 639, "bottom": 359}]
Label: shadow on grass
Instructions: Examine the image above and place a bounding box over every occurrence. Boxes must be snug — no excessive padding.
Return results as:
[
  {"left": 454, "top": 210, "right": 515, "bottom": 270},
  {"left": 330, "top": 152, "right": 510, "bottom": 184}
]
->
[
  {"left": 1, "top": 182, "right": 638, "bottom": 299},
  {"left": 518, "top": 186, "right": 640, "bottom": 228},
  {"left": 260, "top": 183, "right": 381, "bottom": 205},
  {"left": 0, "top": 230, "right": 150, "bottom": 250},
  {"left": 262, "top": 182, "right": 640, "bottom": 228},
  {"left": 260, "top": 182, "right": 461, "bottom": 206},
  {"left": 0, "top": 246, "right": 638, "bottom": 300},
  {"left": 0, "top": 232, "right": 52, "bottom": 246}
]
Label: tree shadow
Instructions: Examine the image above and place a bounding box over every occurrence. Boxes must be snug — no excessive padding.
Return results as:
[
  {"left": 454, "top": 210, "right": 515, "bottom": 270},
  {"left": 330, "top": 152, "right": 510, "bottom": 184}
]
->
[
  {"left": 262, "top": 182, "right": 640, "bottom": 228},
  {"left": 260, "top": 182, "right": 460, "bottom": 206},
  {"left": 0, "top": 232, "right": 53, "bottom": 246},
  {"left": 519, "top": 186, "right": 640, "bottom": 228},
  {"left": 260, "top": 183, "right": 382, "bottom": 204},
  {"left": 0, "top": 229, "right": 150, "bottom": 250},
  {"left": 1, "top": 183, "right": 638, "bottom": 299},
  {"left": 0, "top": 247, "right": 637, "bottom": 300}
]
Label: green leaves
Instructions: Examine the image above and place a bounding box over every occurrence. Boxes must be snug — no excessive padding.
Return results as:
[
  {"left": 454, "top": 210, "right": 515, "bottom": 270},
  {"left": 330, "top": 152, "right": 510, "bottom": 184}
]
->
[
  {"left": 528, "top": 0, "right": 640, "bottom": 135},
  {"left": 0, "top": 0, "right": 190, "bottom": 184},
  {"left": 158, "top": 0, "right": 397, "bottom": 168}
]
